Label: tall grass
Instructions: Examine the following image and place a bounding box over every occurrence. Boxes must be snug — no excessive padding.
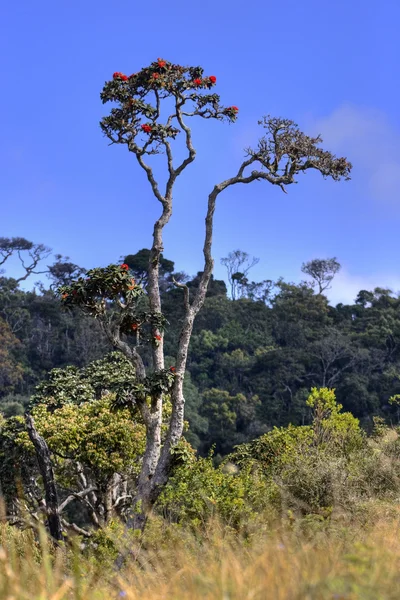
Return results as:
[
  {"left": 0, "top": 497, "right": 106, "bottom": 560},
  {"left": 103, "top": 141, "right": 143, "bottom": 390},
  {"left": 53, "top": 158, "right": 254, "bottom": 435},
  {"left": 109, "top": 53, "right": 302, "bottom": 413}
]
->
[{"left": 2, "top": 509, "right": 400, "bottom": 599}]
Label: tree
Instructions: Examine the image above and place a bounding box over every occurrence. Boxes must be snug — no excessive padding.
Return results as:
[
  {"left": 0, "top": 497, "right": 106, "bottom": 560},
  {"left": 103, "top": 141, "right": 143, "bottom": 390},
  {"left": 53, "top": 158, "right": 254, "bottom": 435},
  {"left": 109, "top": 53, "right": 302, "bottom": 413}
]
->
[
  {"left": 309, "top": 328, "right": 361, "bottom": 388},
  {"left": 221, "top": 250, "right": 260, "bottom": 300},
  {"left": 0, "top": 317, "right": 24, "bottom": 395},
  {"left": 122, "top": 248, "right": 175, "bottom": 289},
  {"left": 1, "top": 353, "right": 149, "bottom": 538},
  {"left": 0, "top": 237, "right": 51, "bottom": 282},
  {"left": 51, "top": 58, "right": 351, "bottom": 540},
  {"left": 301, "top": 257, "right": 341, "bottom": 294},
  {"left": 47, "top": 254, "right": 87, "bottom": 289}
]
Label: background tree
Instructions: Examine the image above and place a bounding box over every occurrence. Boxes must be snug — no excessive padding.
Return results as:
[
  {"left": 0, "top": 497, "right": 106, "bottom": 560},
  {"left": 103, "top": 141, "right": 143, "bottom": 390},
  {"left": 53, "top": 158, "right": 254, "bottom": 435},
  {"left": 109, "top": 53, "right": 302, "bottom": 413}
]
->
[
  {"left": 0, "top": 237, "right": 51, "bottom": 282},
  {"left": 301, "top": 257, "right": 341, "bottom": 294},
  {"left": 46, "top": 254, "right": 87, "bottom": 289},
  {"left": 0, "top": 317, "right": 24, "bottom": 396},
  {"left": 221, "top": 250, "right": 260, "bottom": 300},
  {"left": 122, "top": 248, "right": 178, "bottom": 291}
]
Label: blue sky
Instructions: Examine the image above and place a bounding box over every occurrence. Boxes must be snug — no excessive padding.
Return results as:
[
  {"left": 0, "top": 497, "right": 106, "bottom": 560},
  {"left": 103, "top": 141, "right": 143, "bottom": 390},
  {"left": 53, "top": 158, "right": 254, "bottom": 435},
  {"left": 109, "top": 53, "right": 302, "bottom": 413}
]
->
[{"left": 1, "top": 0, "right": 399, "bottom": 304}]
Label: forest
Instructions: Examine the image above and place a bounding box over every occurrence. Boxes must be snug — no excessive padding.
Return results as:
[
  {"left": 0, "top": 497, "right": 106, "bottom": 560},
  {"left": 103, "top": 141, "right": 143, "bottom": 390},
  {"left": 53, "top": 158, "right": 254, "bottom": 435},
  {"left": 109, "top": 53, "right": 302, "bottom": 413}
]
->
[
  {"left": 2, "top": 53, "right": 400, "bottom": 600},
  {"left": 2, "top": 244, "right": 400, "bottom": 458}
]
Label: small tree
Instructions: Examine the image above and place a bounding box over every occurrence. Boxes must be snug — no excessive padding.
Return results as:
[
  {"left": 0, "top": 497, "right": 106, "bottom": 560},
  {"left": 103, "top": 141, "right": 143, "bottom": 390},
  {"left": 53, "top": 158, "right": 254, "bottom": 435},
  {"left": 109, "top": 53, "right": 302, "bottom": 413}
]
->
[
  {"left": 54, "top": 58, "right": 351, "bottom": 535},
  {"left": 301, "top": 257, "right": 341, "bottom": 294}
]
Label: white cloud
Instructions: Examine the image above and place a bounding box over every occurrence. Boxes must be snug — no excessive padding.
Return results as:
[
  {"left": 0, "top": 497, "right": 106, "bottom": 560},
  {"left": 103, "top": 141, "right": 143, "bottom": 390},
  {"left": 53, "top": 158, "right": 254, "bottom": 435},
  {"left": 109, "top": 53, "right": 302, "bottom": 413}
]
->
[
  {"left": 326, "top": 269, "right": 400, "bottom": 306},
  {"left": 309, "top": 105, "right": 400, "bottom": 205}
]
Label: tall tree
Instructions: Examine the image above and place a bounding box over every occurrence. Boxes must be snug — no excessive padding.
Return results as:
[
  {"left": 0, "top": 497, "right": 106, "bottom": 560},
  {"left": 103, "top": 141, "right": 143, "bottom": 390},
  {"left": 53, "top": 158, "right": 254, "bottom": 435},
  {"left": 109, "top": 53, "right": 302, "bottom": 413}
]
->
[
  {"left": 221, "top": 250, "right": 260, "bottom": 300},
  {"left": 54, "top": 58, "right": 351, "bottom": 538}
]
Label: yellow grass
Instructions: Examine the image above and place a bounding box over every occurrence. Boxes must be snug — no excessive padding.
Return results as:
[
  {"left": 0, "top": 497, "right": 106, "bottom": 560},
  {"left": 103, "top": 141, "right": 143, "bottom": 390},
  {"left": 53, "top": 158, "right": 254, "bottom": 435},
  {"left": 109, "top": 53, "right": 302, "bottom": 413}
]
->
[{"left": 2, "top": 511, "right": 400, "bottom": 599}]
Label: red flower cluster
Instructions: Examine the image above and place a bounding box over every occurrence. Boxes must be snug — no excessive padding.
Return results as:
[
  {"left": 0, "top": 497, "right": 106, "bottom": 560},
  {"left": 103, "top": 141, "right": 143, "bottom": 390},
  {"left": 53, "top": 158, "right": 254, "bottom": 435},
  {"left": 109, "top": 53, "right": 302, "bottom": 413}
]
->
[
  {"left": 113, "top": 72, "right": 128, "bottom": 81},
  {"left": 154, "top": 334, "right": 162, "bottom": 341},
  {"left": 141, "top": 124, "right": 152, "bottom": 133},
  {"left": 121, "top": 263, "right": 129, "bottom": 271},
  {"left": 131, "top": 323, "right": 138, "bottom": 331},
  {"left": 231, "top": 106, "right": 239, "bottom": 112},
  {"left": 193, "top": 78, "right": 202, "bottom": 86},
  {"left": 157, "top": 59, "right": 166, "bottom": 68},
  {"left": 209, "top": 76, "right": 217, "bottom": 84},
  {"left": 62, "top": 293, "right": 68, "bottom": 299},
  {"left": 170, "top": 366, "right": 176, "bottom": 373},
  {"left": 153, "top": 73, "right": 160, "bottom": 79}
]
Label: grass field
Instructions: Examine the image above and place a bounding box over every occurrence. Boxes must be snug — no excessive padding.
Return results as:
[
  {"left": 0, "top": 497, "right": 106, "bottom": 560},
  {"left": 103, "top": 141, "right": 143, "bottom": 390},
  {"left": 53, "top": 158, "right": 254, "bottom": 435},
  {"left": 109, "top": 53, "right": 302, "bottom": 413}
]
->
[{"left": 2, "top": 508, "right": 400, "bottom": 600}]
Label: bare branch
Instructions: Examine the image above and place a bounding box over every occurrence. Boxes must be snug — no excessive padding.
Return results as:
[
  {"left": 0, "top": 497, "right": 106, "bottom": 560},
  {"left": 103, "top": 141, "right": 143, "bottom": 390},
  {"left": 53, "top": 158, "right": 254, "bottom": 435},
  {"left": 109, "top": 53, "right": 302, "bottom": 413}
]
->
[
  {"left": 0, "top": 237, "right": 51, "bottom": 282},
  {"left": 135, "top": 154, "right": 166, "bottom": 205},
  {"left": 16, "top": 244, "right": 52, "bottom": 283},
  {"left": 173, "top": 277, "right": 190, "bottom": 311},
  {"left": 58, "top": 486, "right": 98, "bottom": 514},
  {"left": 60, "top": 518, "right": 92, "bottom": 538},
  {"left": 113, "top": 494, "right": 133, "bottom": 510},
  {"left": 173, "top": 98, "right": 196, "bottom": 178}
]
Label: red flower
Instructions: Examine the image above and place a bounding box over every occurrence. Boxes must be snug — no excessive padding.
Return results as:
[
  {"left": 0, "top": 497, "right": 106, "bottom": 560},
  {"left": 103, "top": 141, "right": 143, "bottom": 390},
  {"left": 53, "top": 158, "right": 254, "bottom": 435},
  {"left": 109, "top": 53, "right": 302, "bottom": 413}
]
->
[
  {"left": 154, "top": 334, "right": 162, "bottom": 341},
  {"left": 231, "top": 106, "right": 239, "bottom": 112},
  {"left": 113, "top": 72, "right": 128, "bottom": 81},
  {"left": 193, "top": 78, "right": 202, "bottom": 86},
  {"left": 141, "top": 124, "right": 152, "bottom": 133},
  {"left": 131, "top": 323, "right": 138, "bottom": 331},
  {"left": 152, "top": 73, "right": 160, "bottom": 79},
  {"left": 209, "top": 75, "right": 217, "bottom": 84},
  {"left": 157, "top": 59, "right": 166, "bottom": 68},
  {"left": 170, "top": 366, "right": 176, "bottom": 373},
  {"left": 62, "top": 293, "right": 69, "bottom": 299},
  {"left": 121, "top": 263, "right": 129, "bottom": 271}
]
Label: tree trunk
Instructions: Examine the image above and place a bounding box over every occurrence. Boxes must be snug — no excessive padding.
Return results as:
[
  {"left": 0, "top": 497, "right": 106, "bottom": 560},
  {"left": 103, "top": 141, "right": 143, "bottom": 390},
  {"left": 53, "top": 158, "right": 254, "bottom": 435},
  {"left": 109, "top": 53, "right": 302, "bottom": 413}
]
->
[{"left": 25, "top": 414, "right": 63, "bottom": 541}]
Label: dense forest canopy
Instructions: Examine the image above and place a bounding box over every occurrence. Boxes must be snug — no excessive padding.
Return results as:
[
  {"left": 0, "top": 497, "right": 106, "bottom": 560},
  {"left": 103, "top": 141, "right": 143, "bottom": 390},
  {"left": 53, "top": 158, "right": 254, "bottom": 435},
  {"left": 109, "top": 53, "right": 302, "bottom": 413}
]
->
[{"left": 2, "top": 239, "right": 400, "bottom": 461}]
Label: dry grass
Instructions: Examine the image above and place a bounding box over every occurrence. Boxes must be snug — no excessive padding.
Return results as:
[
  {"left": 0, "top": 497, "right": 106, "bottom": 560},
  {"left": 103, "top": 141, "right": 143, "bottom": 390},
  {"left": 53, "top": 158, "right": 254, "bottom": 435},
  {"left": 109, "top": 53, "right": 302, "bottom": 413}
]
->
[{"left": 2, "top": 511, "right": 400, "bottom": 599}]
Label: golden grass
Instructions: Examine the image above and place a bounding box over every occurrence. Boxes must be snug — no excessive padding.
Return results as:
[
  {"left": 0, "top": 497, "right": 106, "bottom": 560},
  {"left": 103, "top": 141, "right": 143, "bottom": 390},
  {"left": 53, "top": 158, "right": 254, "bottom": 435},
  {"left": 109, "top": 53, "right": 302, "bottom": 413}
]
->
[{"left": 2, "top": 512, "right": 400, "bottom": 599}]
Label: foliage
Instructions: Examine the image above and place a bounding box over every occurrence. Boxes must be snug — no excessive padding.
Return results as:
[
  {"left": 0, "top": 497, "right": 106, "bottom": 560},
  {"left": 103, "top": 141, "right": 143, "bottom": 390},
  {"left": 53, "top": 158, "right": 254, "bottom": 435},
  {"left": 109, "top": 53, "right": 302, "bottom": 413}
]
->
[
  {"left": 30, "top": 352, "right": 138, "bottom": 409},
  {"left": 307, "top": 387, "right": 364, "bottom": 452},
  {"left": 4, "top": 247, "right": 400, "bottom": 453},
  {"left": 158, "top": 453, "right": 272, "bottom": 529},
  {"left": 0, "top": 317, "right": 24, "bottom": 396},
  {"left": 18, "top": 398, "right": 146, "bottom": 481},
  {"left": 58, "top": 264, "right": 144, "bottom": 318},
  {"left": 301, "top": 257, "right": 341, "bottom": 293},
  {"left": 100, "top": 59, "right": 238, "bottom": 151}
]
